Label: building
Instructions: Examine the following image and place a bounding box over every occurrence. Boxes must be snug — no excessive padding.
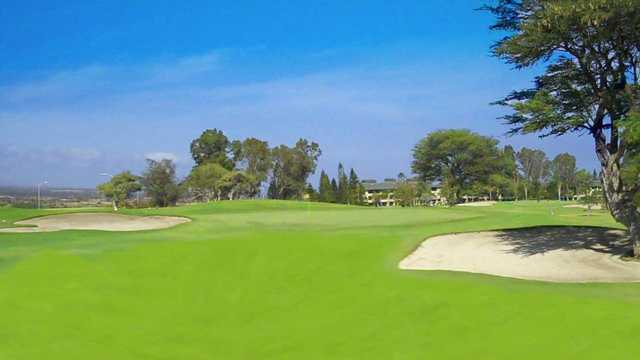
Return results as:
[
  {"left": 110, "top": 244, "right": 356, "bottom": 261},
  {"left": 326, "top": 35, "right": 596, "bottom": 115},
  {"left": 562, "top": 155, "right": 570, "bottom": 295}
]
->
[{"left": 362, "top": 179, "right": 444, "bottom": 207}]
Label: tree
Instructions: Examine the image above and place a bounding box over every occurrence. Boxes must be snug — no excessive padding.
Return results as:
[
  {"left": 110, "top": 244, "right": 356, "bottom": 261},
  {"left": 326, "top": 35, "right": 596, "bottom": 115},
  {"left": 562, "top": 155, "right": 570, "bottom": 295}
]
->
[
  {"left": 336, "top": 163, "right": 349, "bottom": 204},
  {"left": 141, "top": 159, "right": 180, "bottom": 207},
  {"left": 484, "top": 0, "right": 640, "bottom": 256},
  {"left": 516, "top": 148, "right": 550, "bottom": 201},
  {"left": 190, "top": 129, "right": 233, "bottom": 169},
  {"left": 348, "top": 168, "right": 363, "bottom": 205},
  {"left": 502, "top": 145, "right": 520, "bottom": 200},
  {"left": 232, "top": 137, "right": 271, "bottom": 192},
  {"left": 488, "top": 173, "right": 511, "bottom": 200},
  {"left": 412, "top": 129, "right": 500, "bottom": 204},
  {"left": 219, "top": 171, "right": 257, "bottom": 200},
  {"left": 97, "top": 171, "right": 141, "bottom": 211},
  {"left": 330, "top": 178, "right": 338, "bottom": 200},
  {"left": 395, "top": 182, "right": 417, "bottom": 207},
  {"left": 551, "top": 153, "right": 577, "bottom": 201},
  {"left": 185, "top": 162, "right": 229, "bottom": 201},
  {"left": 318, "top": 170, "right": 334, "bottom": 203},
  {"left": 268, "top": 139, "right": 321, "bottom": 200}
]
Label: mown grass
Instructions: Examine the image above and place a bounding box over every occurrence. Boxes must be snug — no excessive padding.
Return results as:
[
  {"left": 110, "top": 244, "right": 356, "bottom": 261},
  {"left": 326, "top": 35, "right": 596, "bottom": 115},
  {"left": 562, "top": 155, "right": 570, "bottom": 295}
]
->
[{"left": 0, "top": 200, "right": 637, "bottom": 359}]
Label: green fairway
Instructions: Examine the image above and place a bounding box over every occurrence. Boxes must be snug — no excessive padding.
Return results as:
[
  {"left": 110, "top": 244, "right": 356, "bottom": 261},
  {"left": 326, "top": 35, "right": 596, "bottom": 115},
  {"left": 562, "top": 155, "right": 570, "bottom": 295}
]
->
[{"left": 0, "top": 201, "right": 637, "bottom": 359}]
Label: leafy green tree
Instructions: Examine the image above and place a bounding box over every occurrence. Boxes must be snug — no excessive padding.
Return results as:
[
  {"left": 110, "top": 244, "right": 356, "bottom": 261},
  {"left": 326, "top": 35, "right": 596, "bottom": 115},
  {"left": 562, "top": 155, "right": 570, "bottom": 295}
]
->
[
  {"left": 412, "top": 129, "right": 500, "bottom": 204},
  {"left": 97, "top": 171, "right": 141, "bottom": 211},
  {"left": 502, "top": 145, "right": 520, "bottom": 200},
  {"left": 185, "top": 162, "right": 229, "bottom": 201},
  {"left": 516, "top": 148, "right": 550, "bottom": 201},
  {"left": 232, "top": 137, "right": 271, "bottom": 192},
  {"left": 551, "top": 153, "right": 577, "bottom": 201},
  {"left": 395, "top": 182, "right": 417, "bottom": 207},
  {"left": 488, "top": 173, "right": 512, "bottom": 200},
  {"left": 318, "top": 170, "right": 334, "bottom": 203},
  {"left": 219, "top": 171, "right": 257, "bottom": 200},
  {"left": 268, "top": 139, "right": 321, "bottom": 199},
  {"left": 190, "top": 129, "right": 234, "bottom": 169},
  {"left": 484, "top": 0, "right": 640, "bottom": 256},
  {"left": 574, "top": 169, "right": 593, "bottom": 197},
  {"left": 141, "top": 159, "right": 180, "bottom": 207}
]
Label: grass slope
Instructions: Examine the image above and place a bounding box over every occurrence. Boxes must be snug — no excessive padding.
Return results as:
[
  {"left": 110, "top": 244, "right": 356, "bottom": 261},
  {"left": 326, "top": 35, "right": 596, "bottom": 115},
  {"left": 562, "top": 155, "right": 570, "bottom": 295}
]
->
[{"left": 0, "top": 201, "right": 637, "bottom": 359}]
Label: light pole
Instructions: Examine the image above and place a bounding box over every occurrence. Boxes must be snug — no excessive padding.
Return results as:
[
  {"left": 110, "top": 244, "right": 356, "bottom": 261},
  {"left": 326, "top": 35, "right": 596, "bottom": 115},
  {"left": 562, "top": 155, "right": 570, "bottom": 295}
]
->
[
  {"left": 100, "top": 173, "right": 118, "bottom": 211},
  {"left": 37, "top": 181, "right": 48, "bottom": 209}
]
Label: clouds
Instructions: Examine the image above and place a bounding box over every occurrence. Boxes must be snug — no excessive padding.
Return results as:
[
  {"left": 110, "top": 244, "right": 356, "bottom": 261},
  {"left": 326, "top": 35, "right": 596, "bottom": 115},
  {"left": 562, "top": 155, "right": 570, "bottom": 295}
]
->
[
  {"left": 145, "top": 152, "right": 179, "bottom": 162},
  {"left": 0, "top": 48, "right": 597, "bottom": 187}
]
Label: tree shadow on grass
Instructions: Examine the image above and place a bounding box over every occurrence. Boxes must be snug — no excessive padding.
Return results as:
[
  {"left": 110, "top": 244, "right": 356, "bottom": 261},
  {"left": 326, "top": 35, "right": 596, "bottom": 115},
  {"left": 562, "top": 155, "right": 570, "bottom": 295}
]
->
[{"left": 494, "top": 226, "right": 630, "bottom": 257}]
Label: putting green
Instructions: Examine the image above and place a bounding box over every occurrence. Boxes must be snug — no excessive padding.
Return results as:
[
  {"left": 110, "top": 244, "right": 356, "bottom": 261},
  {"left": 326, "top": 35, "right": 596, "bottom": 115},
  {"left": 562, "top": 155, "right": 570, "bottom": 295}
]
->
[{"left": 0, "top": 200, "right": 637, "bottom": 359}]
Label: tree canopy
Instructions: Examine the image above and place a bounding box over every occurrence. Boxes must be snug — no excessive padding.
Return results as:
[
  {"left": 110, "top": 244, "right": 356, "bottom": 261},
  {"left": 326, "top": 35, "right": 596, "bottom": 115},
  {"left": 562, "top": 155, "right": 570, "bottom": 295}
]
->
[
  {"left": 97, "top": 171, "right": 141, "bottom": 210},
  {"left": 412, "top": 129, "right": 500, "bottom": 203}
]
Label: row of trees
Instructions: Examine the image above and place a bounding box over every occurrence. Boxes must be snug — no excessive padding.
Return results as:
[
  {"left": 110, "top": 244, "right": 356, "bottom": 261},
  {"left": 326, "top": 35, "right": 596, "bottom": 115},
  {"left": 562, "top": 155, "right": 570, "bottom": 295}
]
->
[
  {"left": 97, "top": 159, "right": 179, "bottom": 210},
  {"left": 314, "top": 163, "right": 365, "bottom": 204},
  {"left": 187, "top": 129, "right": 321, "bottom": 201},
  {"left": 98, "top": 129, "right": 322, "bottom": 208},
  {"left": 411, "top": 129, "right": 600, "bottom": 204}
]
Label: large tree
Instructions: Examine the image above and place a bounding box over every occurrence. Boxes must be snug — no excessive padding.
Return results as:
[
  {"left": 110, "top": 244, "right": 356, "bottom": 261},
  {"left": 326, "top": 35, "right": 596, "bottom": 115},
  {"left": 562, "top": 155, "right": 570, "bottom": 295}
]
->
[
  {"left": 412, "top": 129, "right": 500, "bottom": 204},
  {"left": 516, "top": 148, "right": 550, "bottom": 201},
  {"left": 232, "top": 137, "right": 271, "bottom": 191},
  {"left": 97, "top": 171, "right": 141, "bottom": 211},
  {"left": 551, "top": 153, "right": 577, "bottom": 200},
  {"left": 141, "top": 159, "right": 180, "bottom": 207},
  {"left": 185, "top": 162, "right": 229, "bottom": 201},
  {"left": 268, "top": 139, "right": 321, "bottom": 200},
  {"left": 484, "top": 0, "right": 640, "bottom": 256},
  {"left": 190, "top": 129, "right": 234, "bottom": 169}
]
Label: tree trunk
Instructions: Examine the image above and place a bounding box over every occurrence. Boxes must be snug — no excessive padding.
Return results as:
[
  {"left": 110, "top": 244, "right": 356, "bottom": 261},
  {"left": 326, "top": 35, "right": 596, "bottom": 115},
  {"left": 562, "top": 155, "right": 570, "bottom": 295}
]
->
[
  {"left": 596, "top": 140, "right": 640, "bottom": 257},
  {"left": 524, "top": 185, "right": 528, "bottom": 201},
  {"left": 557, "top": 183, "right": 562, "bottom": 201}
]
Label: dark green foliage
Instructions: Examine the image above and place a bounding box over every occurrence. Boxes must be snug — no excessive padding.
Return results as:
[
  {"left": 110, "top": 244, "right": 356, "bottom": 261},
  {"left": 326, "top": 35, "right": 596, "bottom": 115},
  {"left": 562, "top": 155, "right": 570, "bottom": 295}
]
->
[
  {"left": 348, "top": 168, "right": 364, "bottom": 205},
  {"left": 517, "top": 147, "right": 550, "bottom": 201},
  {"left": 233, "top": 137, "right": 272, "bottom": 189},
  {"left": 97, "top": 171, "right": 142, "bottom": 209},
  {"left": 336, "top": 163, "right": 349, "bottom": 204},
  {"left": 269, "top": 139, "right": 321, "bottom": 200},
  {"left": 141, "top": 159, "right": 180, "bottom": 207},
  {"left": 190, "top": 129, "right": 234, "bottom": 169},
  {"left": 318, "top": 171, "right": 334, "bottom": 203},
  {"left": 412, "top": 129, "right": 500, "bottom": 204}
]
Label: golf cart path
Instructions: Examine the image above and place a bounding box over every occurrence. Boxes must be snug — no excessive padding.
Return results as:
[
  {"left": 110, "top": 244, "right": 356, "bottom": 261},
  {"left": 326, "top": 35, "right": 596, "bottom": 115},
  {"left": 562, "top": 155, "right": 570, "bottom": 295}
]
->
[{"left": 400, "top": 227, "right": 640, "bottom": 283}]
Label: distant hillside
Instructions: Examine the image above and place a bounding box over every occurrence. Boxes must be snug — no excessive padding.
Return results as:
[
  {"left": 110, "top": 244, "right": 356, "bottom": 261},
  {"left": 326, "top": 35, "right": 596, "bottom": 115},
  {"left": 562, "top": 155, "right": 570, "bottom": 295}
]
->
[{"left": 0, "top": 186, "right": 98, "bottom": 200}]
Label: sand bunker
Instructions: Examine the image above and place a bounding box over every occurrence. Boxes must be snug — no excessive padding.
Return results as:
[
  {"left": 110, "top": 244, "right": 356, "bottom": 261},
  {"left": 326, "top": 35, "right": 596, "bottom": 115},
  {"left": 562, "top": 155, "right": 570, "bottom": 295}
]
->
[
  {"left": 564, "top": 204, "right": 603, "bottom": 210},
  {"left": 0, "top": 213, "right": 190, "bottom": 233},
  {"left": 456, "top": 201, "right": 497, "bottom": 207},
  {"left": 400, "top": 227, "right": 640, "bottom": 282}
]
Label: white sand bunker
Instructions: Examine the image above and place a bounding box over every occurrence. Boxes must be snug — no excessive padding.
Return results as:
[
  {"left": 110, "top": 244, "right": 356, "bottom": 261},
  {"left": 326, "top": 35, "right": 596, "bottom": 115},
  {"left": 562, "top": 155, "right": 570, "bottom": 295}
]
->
[
  {"left": 456, "top": 201, "right": 497, "bottom": 207},
  {"left": 0, "top": 213, "right": 190, "bottom": 233},
  {"left": 564, "top": 204, "right": 603, "bottom": 210},
  {"left": 400, "top": 227, "right": 640, "bottom": 283}
]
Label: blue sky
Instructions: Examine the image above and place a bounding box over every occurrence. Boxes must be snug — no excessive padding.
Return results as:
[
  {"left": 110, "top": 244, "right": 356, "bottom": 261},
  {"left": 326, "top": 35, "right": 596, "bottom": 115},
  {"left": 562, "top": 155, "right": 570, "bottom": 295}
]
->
[{"left": 0, "top": 0, "right": 598, "bottom": 187}]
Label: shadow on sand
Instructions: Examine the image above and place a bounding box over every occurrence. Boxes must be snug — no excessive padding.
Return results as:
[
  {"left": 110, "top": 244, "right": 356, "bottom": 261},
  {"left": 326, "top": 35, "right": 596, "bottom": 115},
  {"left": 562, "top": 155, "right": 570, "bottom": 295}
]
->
[{"left": 495, "top": 226, "right": 630, "bottom": 257}]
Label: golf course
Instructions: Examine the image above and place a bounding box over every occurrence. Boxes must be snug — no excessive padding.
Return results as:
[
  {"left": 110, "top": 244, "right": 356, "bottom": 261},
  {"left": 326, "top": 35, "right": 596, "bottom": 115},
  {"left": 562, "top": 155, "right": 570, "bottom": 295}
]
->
[{"left": 1, "top": 200, "right": 638, "bottom": 359}]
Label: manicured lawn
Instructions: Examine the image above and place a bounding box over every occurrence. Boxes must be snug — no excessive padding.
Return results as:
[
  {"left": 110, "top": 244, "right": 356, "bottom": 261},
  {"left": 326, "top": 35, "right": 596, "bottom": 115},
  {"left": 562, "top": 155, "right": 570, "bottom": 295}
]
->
[{"left": 0, "top": 201, "right": 637, "bottom": 359}]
